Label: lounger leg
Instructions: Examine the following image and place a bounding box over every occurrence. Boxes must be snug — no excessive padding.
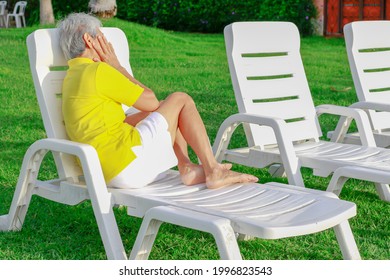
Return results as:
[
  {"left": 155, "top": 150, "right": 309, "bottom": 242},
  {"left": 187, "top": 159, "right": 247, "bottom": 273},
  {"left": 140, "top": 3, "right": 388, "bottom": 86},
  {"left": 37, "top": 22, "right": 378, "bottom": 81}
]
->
[
  {"left": 327, "top": 173, "right": 349, "bottom": 197},
  {"left": 333, "top": 221, "right": 361, "bottom": 260},
  {"left": 0, "top": 148, "right": 47, "bottom": 231},
  {"left": 374, "top": 183, "right": 390, "bottom": 202},
  {"left": 129, "top": 218, "right": 163, "bottom": 260},
  {"left": 268, "top": 164, "right": 287, "bottom": 178},
  {"left": 130, "top": 206, "right": 242, "bottom": 260},
  {"left": 78, "top": 153, "right": 127, "bottom": 260},
  {"left": 329, "top": 166, "right": 390, "bottom": 202}
]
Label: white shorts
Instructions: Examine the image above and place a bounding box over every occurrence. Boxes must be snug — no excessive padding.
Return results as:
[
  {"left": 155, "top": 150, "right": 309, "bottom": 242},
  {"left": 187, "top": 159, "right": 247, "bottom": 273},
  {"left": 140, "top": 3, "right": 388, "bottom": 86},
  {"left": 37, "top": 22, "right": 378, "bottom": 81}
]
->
[{"left": 108, "top": 112, "right": 178, "bottom": 189}]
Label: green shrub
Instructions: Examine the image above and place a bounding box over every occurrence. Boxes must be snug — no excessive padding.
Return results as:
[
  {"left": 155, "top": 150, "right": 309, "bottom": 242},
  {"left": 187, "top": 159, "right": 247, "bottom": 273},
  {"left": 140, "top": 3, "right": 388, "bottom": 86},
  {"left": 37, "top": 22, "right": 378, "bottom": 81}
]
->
[
  {"left": 258, "top": 0, "right": 317, "bottom": 36},
  {"left": 16, "top": 0, "right": 317, "bottom": 36},
  {"left": 116, "top": 0, "right": 317, "bottom": 35}
]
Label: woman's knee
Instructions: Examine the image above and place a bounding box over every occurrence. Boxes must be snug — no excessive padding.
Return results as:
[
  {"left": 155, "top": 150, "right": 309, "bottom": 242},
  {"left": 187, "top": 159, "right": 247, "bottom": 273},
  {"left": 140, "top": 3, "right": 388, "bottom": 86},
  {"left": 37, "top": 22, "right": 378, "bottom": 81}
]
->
[
  {"left": 157, "top": 92, "right": 196, "bottom": 125},
  {"left": 169, "top": 92, "right": 195, "bottom": 106}
]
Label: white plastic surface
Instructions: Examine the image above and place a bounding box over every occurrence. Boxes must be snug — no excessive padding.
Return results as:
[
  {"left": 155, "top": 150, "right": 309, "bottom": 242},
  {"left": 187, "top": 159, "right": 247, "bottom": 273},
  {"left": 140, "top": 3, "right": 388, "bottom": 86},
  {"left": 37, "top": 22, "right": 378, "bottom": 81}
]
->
[
  {"left": 342, "top": 21, "right": 390, "bottom": 147},
  {"left": 218, "top": 21, "right": 390, "bottom": 202}
]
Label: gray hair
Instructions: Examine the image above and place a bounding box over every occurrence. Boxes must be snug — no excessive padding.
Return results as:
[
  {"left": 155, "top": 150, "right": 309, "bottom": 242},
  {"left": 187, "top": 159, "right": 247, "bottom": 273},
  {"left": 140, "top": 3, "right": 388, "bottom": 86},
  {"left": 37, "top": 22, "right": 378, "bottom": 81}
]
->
[{"left": 57, "top": 13, "right": 102, "bottom": 60}]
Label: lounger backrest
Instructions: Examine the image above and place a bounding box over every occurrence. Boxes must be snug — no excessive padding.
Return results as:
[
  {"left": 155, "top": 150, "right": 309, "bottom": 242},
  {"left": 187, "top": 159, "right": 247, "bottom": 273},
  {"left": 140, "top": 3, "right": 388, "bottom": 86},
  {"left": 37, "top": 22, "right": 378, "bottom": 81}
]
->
[
  {"left": 224, "top": 22, "right": 321, "bottom": 148},
  {"left": 344, "top": 21, "right": 390, "bottom": 132},
  {"left": 26, "top": 27, "right": 133, "bottom": 180}
]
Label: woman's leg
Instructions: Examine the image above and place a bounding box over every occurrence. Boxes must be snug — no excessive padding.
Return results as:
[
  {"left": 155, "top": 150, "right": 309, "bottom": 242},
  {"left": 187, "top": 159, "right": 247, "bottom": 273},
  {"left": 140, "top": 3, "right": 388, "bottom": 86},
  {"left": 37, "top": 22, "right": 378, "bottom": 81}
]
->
[
  {"left": 174, "top": 128, "right": 233, "bottom": 185},
  {"left": 173, "top": 129, "right": 205, "bottom": 185},
  {"left": 156, "top": 92, "right": 258, "bottom": 189},
  {"left": 125, "top": 110, "right": 206, "bottom": 185},
  {"left": 124, "top": 99, "right": 247, "bottom": 188}
]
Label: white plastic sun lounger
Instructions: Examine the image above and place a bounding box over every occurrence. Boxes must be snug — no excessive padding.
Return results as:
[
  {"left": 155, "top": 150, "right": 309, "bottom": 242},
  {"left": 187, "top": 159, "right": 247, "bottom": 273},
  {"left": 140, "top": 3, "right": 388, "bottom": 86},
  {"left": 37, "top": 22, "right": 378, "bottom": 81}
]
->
[
  {"left": 214, "top": 21, "right": 390, "bottom": 202},
  {"left": 329, "top": 20, "right": 390, "bottom": 149},
  {"left": 0, "top": 27, "right": 360, "bottom": 260}
]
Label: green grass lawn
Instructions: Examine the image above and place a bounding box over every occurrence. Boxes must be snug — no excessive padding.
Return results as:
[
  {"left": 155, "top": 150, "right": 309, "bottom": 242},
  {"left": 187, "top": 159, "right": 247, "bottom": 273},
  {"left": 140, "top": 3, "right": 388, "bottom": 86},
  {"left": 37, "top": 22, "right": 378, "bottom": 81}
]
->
[{"left": 0, "top": 18, "right": 389, "bottom": 260}]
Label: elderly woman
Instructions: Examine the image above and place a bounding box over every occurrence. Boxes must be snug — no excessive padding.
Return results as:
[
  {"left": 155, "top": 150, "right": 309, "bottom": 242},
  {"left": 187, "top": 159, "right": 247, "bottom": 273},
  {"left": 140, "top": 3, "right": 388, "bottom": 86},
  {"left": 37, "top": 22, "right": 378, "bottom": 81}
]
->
[{"left": 58, "top": 13, "right": 258, "bottom": 189}]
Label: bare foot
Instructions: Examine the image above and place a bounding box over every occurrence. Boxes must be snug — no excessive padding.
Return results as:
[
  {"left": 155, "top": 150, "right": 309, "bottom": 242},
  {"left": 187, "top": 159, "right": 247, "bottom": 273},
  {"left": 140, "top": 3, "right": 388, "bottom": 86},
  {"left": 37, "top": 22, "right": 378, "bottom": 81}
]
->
[
  {"left": 206, "top": 164, "right": 258, "bottom": 189},
  {"left": 179, "top": 163, "right": 232, "bottom": 186},
  {"left": 179, "top": 163, "right": 205, "bottom": 186}
]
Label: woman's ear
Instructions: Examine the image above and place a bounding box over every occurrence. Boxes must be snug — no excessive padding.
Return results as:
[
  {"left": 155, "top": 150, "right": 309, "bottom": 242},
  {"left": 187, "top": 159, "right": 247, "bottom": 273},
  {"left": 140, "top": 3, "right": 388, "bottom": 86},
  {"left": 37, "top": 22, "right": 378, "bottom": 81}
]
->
[{"left": 83, "top": 33, "right": 94, "bottom": 49}]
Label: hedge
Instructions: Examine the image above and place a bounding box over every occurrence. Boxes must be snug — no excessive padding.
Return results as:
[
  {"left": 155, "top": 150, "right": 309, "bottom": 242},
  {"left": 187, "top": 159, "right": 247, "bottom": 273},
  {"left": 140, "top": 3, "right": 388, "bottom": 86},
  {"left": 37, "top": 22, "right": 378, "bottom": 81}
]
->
[
  {"left": 116, "top": 0, "right": 317, "bottom": 35},
  {"left": 10, "top": 0, "right": 317, "bottom": 36}
]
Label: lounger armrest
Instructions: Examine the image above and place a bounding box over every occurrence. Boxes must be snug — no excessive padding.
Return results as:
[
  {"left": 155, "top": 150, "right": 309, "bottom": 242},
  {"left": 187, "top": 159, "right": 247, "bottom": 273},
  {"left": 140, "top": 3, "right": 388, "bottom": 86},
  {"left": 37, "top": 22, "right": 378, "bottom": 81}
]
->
[
  {"left": 350, "top": 101, "right": 390, "bottom": 112},
  {"left": 29, "top": 138, "right": 103, "bottom": 175},
  {"left": 316, "top": 104, "right": 376, "bottom": 147},
  {"left": 30, "top": 138, "right": 99, "bottom": 160},
  {"left": 27, "top": 138, "right": 109, "bottom": 194},
  {"left": 213, "top": 113, "right": 304, "bottom": 186}
]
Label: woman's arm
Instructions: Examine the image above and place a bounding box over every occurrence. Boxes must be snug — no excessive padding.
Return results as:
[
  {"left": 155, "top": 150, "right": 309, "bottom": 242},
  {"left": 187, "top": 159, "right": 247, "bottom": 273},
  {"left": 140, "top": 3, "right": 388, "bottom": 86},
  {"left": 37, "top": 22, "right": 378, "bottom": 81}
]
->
[{"left": 93, "top": 34, "right": 160, "bottom": 112}]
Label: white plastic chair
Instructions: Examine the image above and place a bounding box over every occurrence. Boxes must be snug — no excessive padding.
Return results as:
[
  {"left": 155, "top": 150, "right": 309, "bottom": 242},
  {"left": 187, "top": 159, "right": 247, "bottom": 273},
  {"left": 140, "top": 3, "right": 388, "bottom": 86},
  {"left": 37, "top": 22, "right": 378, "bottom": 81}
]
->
[
  {"left": 0, "top": 1, "right": 7, "bottom": 27},
  {"left": 214, "top": 21, "right": 390, "bottom": 202},
  {"left": 6, "top": 1, "right": 26, "bottom": 28},
  {"left": 331, "top": 21, "right": 390, "bottom": 148},
  {"left": 0, "top": 27, "right": 361, "bottom": 260}
]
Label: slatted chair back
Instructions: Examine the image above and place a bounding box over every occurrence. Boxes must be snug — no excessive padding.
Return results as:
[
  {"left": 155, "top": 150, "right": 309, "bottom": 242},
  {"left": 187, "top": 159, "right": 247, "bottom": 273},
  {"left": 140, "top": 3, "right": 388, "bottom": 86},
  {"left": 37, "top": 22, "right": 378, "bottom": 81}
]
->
[
  {"left": 224, "top": 22, "right": 322, "bottom": 149},
  {"left": 344, "top": 21, "right": 390, "bottom": 133}
]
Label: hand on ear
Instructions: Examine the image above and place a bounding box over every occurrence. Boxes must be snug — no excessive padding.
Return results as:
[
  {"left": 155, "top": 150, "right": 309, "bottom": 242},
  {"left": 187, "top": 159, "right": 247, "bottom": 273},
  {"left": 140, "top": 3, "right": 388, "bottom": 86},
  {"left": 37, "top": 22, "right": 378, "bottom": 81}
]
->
[
  {"left": 82, "top": 32, "right": 102, "bottom": 62},
  {"left": 82, "top": 31, "right": 122, "bottom": 70},
  {"left": 92, "top": 34, "right": 122, "bottom": 70}
]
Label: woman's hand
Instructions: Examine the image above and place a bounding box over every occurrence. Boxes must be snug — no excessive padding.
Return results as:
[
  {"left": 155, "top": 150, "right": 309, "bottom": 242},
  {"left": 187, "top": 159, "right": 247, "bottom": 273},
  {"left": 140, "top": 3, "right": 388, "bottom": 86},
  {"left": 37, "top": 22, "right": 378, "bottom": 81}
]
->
[
  {"left": 91, "top": 31, "right": 159, "bottom": 111},
  {"left": 92, "top": 34, "right": 122, "bottom": 71}
]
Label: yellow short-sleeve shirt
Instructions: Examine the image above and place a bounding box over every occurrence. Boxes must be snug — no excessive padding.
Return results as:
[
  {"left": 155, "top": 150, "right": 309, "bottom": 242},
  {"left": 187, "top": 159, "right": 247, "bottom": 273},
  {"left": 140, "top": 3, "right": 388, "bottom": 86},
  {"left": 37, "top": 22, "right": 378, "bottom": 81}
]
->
[{"left": 62, "top": 58, "right": 144, "bottom": 182}]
